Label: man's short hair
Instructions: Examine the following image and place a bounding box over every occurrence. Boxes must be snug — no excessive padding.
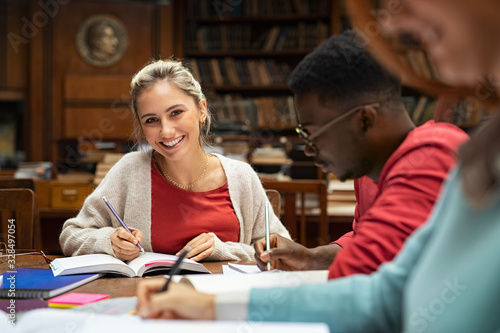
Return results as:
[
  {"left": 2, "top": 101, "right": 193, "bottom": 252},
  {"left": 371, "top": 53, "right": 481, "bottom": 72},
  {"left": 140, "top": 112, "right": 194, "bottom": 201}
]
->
[{"left": 288, "top": 30, "right": 401, "bottom": 106}]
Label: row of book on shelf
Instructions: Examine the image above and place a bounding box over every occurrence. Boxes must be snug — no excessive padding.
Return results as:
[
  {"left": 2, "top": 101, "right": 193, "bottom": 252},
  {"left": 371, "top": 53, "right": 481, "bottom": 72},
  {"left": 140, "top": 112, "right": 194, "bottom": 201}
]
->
[
  {"left": 402, "top": 95, "right": 486, "bottom": 126},
  {"left": 186, "top": 58, "right": 292, "bottom": 86},
  {"left": 209, "top": 94, "right": 297, "bottom": 128},
  {"left": 400, "top": 48, "right": 441, "bottom": 81},
  {"left": 187, "top": 0, "right": 331, "bottom": 18},
  {"left": 207, "top": 93, "right": 486, "bottom": 134},
  {"left": 185, "top": 21, "right": 329, "bottom": 52}
]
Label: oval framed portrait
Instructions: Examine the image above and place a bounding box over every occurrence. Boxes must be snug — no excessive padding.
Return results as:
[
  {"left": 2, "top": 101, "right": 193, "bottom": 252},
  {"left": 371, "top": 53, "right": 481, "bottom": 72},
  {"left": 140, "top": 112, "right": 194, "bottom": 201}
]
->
[{"left": 75, "top": 14, "right": 129, "bottom": 68}]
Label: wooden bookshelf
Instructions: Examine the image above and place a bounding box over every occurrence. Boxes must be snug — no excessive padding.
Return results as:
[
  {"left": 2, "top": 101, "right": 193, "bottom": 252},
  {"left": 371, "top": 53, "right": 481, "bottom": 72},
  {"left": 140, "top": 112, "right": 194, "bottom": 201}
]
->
[{"left": 179, "top": 0, "right": 342, "bottom": 168}]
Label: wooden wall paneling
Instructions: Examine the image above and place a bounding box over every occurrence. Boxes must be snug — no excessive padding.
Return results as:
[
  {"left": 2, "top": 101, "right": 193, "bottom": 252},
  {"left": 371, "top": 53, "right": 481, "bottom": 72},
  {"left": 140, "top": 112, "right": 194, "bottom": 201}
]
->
[
  {"left": 173, "top": 0, "right": 184, "bottom": 57},
  {"left": 51, "top": 1, "right": 155, "bottom": 164},
  {"left": 64, "top": 74, "right": 131, "bottom": 101},
  {"left": 6, "top": 1, "right": 29, "bottom": 91},
  {"left": 331, "top": 0, "right": 342, "bottom": 34},
  {"left": 28, "top": 0, "right": 50, "bottom": 162},
  {"left": 64, "top": 107, "right": 132, "bottom": 140},
  {"left": 157, "top": 2, "right": 175, "bottom": 59},
  {"left": 63, "top": 75, "right": 134, "bottom": 140},
  {"left": 0, "top": 1, "right": 6, "bottom": 90}
]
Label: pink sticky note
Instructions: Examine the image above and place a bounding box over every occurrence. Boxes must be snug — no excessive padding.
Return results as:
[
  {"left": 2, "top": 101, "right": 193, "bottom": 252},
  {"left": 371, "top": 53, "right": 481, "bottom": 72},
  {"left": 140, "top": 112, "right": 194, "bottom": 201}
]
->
[
  {"left": 49, "top": 292, "right": 109, "bottom": 307},
  {"left": 144, "top": 259, "right": 176, "bottom": 267}
]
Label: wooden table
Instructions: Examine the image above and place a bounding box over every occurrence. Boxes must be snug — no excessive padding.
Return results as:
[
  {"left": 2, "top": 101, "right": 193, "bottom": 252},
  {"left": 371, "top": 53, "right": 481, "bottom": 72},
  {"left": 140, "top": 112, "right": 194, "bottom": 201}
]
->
[{"left": 0, "top": 255, "right": 251, "bottom": 299}]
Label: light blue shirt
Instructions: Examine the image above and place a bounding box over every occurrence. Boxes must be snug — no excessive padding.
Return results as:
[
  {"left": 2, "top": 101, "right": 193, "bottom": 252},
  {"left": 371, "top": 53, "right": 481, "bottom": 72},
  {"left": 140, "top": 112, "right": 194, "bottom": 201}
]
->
[{"left": 244, "top": 168, "right": 500, "bottom": 332}]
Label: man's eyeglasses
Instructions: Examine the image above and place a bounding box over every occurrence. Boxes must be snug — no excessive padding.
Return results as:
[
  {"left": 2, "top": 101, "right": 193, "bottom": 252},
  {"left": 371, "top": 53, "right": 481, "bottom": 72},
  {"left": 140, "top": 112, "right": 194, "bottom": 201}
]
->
[
  {"left": 295, "top": 103, "right": 380, "bottom": 153},
  {"left": 0, "top": 249, "right": 53, "bottom": 265}
]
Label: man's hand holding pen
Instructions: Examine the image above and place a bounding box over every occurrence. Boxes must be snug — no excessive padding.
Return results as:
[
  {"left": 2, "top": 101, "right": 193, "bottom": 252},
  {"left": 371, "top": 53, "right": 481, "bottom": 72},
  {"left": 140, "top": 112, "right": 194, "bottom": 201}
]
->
[
  {"left": 254, "top": 233, "right": 318, "bottom": 271},
  {"left": 111, "top": 227, "right": 144, "bottom": 261},
  {"left": 254, "top": 233, "right": 343, "bottom": 271}
]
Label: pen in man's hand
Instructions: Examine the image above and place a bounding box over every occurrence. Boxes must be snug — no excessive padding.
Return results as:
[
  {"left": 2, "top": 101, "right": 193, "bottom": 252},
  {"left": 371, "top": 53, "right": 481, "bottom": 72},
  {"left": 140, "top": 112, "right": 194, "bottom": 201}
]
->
[
  {"left": 265, "top": 201, "right": 271, "bottom": 271},
  {"left": 159, "top": 246, "right": 191, "bottom": 293},
  {"left": 102, "top": 196, "right": 145, "bottom": 253}
]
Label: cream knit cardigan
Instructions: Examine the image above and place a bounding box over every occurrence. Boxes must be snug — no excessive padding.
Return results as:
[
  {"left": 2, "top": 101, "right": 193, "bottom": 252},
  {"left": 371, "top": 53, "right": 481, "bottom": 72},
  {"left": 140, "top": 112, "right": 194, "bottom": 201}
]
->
[{"left": 59, "top": 151, "right": 290, "bottom": 261}]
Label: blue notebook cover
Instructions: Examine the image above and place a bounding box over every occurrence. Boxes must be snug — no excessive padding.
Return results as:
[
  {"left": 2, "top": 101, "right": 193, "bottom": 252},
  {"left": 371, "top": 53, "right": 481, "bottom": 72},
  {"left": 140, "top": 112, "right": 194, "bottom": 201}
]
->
[{"left": 0, "top": 268, "right": 102, "bottom": 299}]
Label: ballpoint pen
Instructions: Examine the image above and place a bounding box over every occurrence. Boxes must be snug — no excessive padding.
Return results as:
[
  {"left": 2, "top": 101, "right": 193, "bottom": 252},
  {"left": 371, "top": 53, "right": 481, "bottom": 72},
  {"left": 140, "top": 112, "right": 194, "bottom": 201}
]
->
[
  {"left": 265, "top": 201, "right": 271, "bottom": 271},
  {"left": 158, "top": 246, "right": 191, "bottom": 293},
  {"left": 102, "top": 196, "right": 145, "bottom": 254}
]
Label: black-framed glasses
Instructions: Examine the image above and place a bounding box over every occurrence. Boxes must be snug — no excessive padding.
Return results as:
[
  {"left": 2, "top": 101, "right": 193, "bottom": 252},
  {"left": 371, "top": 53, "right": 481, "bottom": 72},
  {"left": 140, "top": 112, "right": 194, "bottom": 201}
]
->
[
  {"left": 295, "top": 103, "right": 380, "bottom": 153},
  {"left": 0, "top": 249, "right": 53, "bottom": 265}
]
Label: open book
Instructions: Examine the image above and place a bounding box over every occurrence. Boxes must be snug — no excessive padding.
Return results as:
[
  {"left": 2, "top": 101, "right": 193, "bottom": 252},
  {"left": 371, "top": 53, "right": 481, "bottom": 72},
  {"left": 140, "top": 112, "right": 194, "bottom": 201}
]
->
[{"left": 50, "top": 252, "right": 211, "bottom": 277}]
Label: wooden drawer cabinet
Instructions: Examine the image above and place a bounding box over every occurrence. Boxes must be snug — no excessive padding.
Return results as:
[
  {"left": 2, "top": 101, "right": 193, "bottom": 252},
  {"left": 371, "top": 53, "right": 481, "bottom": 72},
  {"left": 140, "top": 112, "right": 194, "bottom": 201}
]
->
[
  {"left": 50, "top": 183, "right": 95, "bottom": 209},
  {"left": 35, "top": 181, "right": 96, "bottom": 211},
  {"left": 33, "top": 181, "right": 95, "bottom": 254}
]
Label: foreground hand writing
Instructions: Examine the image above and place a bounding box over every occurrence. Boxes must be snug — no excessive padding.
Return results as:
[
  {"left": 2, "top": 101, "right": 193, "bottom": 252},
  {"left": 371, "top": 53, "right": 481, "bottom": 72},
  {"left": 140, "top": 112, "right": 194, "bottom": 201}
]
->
[
  {"left": 136, "top": 277, "right": 215, "bottom": 320},
  {"left": 111, "top": 227, "right": 143, "bottom": 261},
  {"left": 177, "top": 232, "right": 215, "bottom": 261}
]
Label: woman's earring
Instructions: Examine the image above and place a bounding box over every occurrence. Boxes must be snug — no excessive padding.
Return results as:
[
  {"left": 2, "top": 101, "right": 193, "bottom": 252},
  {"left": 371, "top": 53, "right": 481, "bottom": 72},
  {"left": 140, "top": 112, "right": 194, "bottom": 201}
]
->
[{"left": 200, "top": 120, "right": 206, "bottom": 127}]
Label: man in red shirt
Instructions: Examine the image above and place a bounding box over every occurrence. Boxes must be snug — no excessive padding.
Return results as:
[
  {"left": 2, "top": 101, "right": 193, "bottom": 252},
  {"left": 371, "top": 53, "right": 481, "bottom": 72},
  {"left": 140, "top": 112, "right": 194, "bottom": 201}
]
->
[{"left": 254, "top": 30, "right": 469, "bottom": 278}]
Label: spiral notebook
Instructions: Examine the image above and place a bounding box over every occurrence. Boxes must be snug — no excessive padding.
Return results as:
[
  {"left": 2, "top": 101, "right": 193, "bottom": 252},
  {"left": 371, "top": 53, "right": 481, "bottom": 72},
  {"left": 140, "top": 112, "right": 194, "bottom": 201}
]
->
[{"left": 0, "top": 268, "right": 102, "bottom": 299}]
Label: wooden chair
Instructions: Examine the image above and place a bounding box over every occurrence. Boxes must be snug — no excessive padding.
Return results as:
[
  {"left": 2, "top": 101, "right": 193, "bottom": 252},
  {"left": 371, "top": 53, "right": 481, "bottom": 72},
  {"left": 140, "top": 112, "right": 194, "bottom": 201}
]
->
[
  {"left": 0, "top": 178, "right": 42, "bottom": 250},
  {"left": 0, "top": 178, "right": 35, "bottom": 190},
  {"left": 265, "top": 189, "right": 281, "bottom": 218},
  {"left": 0, "top": 188, "right": 37, "bottom": 249},
  {"left": 263, "top": 179, "right": 329, "bottom": 246}
]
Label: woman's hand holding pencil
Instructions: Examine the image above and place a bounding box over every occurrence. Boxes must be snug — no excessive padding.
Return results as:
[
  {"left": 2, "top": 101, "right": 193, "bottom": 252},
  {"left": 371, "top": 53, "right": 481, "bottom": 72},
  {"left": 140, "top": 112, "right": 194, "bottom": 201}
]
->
[
  {"left": 111, "top": 227, "right": 144, "bottom": 261},
  {"left": 103, "top": 196, "right": 145, "bottom": 261}
]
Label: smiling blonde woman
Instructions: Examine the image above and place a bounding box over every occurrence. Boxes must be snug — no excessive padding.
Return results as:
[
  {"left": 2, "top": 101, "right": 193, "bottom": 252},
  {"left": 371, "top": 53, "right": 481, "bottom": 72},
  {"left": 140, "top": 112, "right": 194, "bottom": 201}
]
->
[{"left": 60, "top": 59, "right": 290, "bottom": 262}]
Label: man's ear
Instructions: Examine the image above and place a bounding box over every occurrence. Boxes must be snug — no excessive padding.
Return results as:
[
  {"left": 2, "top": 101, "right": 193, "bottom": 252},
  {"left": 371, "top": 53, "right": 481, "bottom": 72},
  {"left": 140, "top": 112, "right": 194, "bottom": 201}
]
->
[{"left": 359, "top": 105, "right": 377, "bottom": 132}]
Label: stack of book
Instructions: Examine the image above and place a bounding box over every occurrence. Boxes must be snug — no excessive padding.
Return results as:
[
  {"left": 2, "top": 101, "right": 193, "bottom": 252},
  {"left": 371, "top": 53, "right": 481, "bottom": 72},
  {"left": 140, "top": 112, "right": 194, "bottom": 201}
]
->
[
  {"left": 251, "top": 147, "right": 291, "bottom": 165},
  {"left": 56, "top": 170, "right": 95, "bottom": 183},
  {"left": 327, "top": 177, "right": 356, "bottom": 217},
  {"left": 94, "top": 153, "right": 124, "bottom": 185}
]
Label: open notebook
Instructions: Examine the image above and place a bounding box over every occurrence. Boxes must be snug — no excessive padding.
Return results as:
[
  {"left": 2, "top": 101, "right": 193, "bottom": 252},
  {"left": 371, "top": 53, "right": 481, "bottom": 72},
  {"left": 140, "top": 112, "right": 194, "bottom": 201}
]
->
[{"left": 173, "top": 269, "right": 329, "bottom": 294}]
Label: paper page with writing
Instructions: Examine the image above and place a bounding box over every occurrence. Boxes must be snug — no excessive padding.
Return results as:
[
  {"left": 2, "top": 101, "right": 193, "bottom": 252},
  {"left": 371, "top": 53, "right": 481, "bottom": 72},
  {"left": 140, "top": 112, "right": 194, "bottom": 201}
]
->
[
  {"left": 224, "top": 263, "right": 261, "bottom": 274},
  {"left": 73, "top": 296, "right": 137, "bottom": 315},
  {"left": 174, "top": 270, "right": 329, "bottom": 295},
  {"left": 4, "top": 308, "right": 329, "bottom": 333},
  {"left": 51, "top": 252, "right": 210, "bottom": 277}
]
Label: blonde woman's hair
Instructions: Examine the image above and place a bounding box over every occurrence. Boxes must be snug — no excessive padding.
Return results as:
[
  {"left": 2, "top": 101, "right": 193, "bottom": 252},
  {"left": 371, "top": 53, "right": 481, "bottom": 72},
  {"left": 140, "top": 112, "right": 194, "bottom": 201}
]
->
[{"left": 130, "top": 59, "right": 212, "bottom": 149}]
